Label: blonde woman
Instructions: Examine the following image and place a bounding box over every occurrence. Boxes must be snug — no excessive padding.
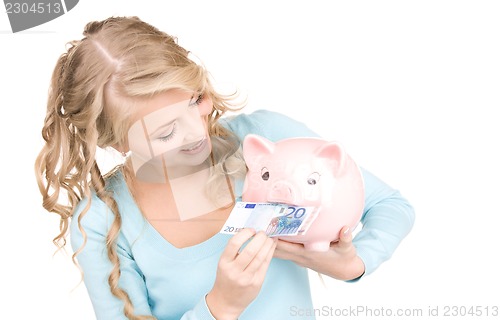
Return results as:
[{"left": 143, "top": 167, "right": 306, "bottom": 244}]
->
[{"left": 36, "top": 16, "right": 415, "bottom": 320}]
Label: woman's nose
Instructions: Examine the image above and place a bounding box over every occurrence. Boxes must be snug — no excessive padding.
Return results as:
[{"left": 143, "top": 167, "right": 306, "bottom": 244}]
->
[{"left": 182, "top": 110, "right": 207, "bottom": 141}]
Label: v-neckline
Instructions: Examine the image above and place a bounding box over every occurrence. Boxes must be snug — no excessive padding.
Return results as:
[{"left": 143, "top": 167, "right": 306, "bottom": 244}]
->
[{"left": 112, "top": 169, "right": 235, "bottom": 261}]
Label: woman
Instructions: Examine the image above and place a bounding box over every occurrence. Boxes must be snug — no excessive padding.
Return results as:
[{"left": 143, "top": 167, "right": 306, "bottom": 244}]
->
[{"left": 35, "top": 16, "right": 414, "bottom": 319}]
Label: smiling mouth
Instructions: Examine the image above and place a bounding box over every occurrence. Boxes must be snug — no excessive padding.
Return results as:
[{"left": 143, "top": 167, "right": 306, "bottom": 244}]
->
[{"left": 181, "top": 139, "right": 206, "bottom": 153}]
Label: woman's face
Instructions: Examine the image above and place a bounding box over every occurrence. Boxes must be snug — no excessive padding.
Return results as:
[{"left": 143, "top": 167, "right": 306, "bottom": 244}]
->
[{"left": 127, "top": 88, "right": 213, "bottom": 182}]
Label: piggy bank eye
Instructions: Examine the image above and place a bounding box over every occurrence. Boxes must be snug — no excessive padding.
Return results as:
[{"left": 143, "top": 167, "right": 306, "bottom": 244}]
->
[
  {"left": 307, "top": 172, "right": 320, "bottom": 185},
  {"left": 261, "top": 167, "right": 270, "bottom": 181}
]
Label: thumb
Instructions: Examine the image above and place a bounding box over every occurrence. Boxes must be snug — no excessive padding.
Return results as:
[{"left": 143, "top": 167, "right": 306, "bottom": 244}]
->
[{"left": 336, "top": 226, "right": 353, "bottom": 250}]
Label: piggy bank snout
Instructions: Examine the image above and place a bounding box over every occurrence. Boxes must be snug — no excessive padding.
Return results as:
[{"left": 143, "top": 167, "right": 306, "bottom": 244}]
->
[{"left": 268, "top": 180, "right": 299, "bottom": 204}]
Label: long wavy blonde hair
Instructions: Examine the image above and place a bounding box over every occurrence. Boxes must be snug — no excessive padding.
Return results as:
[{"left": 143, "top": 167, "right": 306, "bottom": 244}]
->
[{"left": 35, "top": 16, "right": 245, "bottom": 319}]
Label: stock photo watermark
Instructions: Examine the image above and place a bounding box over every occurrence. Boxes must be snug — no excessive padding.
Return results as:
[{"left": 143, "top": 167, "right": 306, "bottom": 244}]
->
[
  {"left": 3, "top": 0, "right": 79, "bottom": 32},
  {"left": 290, "top": 304, "right": 499, "bottom": 318}
]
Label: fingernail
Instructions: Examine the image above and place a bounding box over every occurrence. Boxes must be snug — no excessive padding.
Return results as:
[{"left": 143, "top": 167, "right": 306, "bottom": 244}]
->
[{"left": 343, "top": 227, "right": 351, "bottom": 236}]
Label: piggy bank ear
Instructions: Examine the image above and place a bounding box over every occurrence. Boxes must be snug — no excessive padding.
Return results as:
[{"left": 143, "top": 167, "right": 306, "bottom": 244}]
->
[
  {"left": 243, "top": 134, "right": 275, "bottom": 169},
  {"left": 315, "top": 141, "right": 346, "bottom": 175}
]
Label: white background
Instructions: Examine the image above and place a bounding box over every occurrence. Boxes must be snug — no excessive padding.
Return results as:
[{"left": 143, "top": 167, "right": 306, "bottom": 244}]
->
[{"left": 1, "top": 1, "right": 499, "bottom": 319}]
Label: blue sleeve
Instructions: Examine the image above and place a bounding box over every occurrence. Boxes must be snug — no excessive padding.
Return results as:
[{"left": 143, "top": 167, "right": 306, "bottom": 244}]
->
[
  {"left": 354, "top": 168, "right": 415, "bottom": 276},
  {"left": 70, "top": 196, "right": 217, "bottom": 320},
  {"left": 70, "top": 196, "right": 153, "bottom": 319},
  {"left": 223, "top": 109, "right": 415, "bottom": 277}
]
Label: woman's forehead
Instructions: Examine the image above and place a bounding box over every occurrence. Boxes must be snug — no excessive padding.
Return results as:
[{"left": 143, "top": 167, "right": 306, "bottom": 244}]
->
[{"left": 130, "top": 89, "right": 194, "bottom": 123}]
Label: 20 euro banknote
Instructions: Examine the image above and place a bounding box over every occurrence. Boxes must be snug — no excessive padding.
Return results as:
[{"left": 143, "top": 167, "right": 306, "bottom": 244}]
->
[{"left": 220, "top": 202, "right": 318, "bottom": 237}]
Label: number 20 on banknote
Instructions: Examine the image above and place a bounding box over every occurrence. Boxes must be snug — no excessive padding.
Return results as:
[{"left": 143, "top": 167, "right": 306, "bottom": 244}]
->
[{"left": 220, "top": 202, "right": 316, "bottom": 237}]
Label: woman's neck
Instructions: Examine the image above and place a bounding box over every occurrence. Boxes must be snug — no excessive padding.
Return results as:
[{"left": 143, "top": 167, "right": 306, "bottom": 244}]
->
[{"left": 123, "top": 160, "right": 234, "bottom": 222}]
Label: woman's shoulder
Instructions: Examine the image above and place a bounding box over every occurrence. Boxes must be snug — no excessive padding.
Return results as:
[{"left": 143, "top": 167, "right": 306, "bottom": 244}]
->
[
  {"left": 69, "top": 168, "right": 147, "bottom": 254},
  {"left": 69, "top": 169, "right": 127, "bottom": 234},
  {"left": 221, "top": 109, "right": 319, "bottom": 142},
  {"left": 70, "top": 189, "right": 112, "bottom": 236}
]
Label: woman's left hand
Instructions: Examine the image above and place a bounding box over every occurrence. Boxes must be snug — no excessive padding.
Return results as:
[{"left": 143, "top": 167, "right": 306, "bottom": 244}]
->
[{"left": 273, "top": 226, "right": 365, "bottom": 281}]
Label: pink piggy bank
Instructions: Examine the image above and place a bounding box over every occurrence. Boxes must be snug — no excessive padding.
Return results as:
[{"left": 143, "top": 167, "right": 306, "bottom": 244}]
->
[{"left": 242, "top": 134, "right": 365, "bottom": 252}]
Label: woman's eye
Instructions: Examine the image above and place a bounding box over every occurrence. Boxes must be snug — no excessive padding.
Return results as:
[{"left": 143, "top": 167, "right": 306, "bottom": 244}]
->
[
  {"left": 189, "top": 93, "right": 204, "bottom": 107},
  {"left": 195, "top": 94, "right": 204, "bottom": 105},
  {"left": 158, "top": 124, "right": 176, "bottom": 142}
]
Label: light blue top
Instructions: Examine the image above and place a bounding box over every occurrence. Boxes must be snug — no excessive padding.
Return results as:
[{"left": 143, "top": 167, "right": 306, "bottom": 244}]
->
[{"left": 70, "top": 110, "right": 415, "bottom": 320}]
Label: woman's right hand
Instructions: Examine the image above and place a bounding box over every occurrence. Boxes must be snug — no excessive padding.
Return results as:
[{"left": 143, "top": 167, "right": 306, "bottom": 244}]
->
[{"left": 206, "top": 229, "right": 277, "bottom": 320}]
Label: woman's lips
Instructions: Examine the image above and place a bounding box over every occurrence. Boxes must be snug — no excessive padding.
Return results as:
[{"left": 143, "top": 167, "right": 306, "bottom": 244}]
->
[{"left": 180, "top": 138, "right": 207, "bottom": 154}]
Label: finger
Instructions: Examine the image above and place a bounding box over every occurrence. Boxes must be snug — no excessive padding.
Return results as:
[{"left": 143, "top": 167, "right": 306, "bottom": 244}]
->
[
  {"left": 234, "top": 231, "right": 269, "bottom": 270},
  {"left": 249, "top": 237, "right": 278, "bottom": 282},
  {"left": 334, "top": 226, "right": 353, "bottom": 251},
  {"left": 243, "top": 235, "right": 276, "bottom": 274},
  {"left": 221, "top": 228, "right": 256, "bottom": 262}
]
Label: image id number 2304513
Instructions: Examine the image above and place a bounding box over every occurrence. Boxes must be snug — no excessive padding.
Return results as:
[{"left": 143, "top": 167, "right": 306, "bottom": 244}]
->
[
  {"left": 5, "top": 2, "right": 62, "bottom": 14},
  {"left": 438, "top": 305, "right": 499, "bottom": 317}
]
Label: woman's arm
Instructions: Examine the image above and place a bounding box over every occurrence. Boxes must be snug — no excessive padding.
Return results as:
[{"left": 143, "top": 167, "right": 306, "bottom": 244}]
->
[
  {"left": 353, "top": 167, "right": 415, "bottom": 276},
  {"left": 70, "top": 196, "right": 154, "bottom": 319}
]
